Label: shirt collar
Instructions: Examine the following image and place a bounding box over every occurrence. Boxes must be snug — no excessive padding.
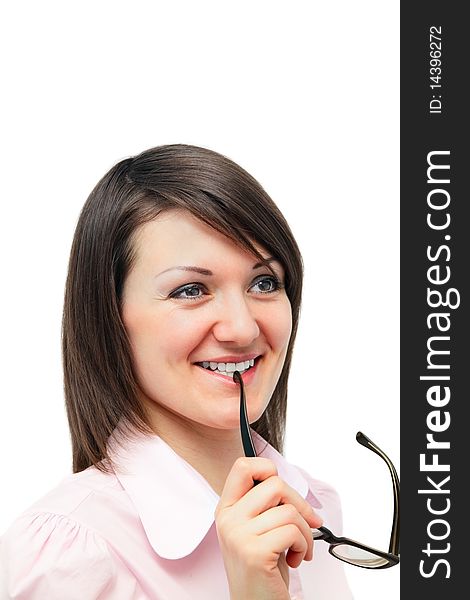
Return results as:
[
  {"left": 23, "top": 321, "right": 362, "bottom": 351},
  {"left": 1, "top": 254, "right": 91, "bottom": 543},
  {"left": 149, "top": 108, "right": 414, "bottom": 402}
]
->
[{"left": 108, "top": 427, "right": 322, "bottom": 560}]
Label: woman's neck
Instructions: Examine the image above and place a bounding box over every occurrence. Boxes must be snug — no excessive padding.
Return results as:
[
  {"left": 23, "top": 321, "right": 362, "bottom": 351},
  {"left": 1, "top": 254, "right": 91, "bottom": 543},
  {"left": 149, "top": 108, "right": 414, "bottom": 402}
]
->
[{"left": 145, "top": 401, "right": 246, "bottom": 496}]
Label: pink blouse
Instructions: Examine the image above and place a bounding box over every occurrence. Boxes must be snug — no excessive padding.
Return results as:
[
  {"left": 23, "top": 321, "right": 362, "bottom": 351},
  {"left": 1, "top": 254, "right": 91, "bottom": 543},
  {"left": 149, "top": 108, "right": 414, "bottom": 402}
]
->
[{"left": 0, "top": 428, "right": 353, "bottom": 599}]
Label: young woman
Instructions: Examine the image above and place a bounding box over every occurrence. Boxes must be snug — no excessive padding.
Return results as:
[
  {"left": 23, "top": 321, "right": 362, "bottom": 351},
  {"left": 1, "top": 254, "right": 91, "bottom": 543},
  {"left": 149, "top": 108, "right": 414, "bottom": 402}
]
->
[{"left": 0, "top": 145, "right": 352, "bottom": 599}]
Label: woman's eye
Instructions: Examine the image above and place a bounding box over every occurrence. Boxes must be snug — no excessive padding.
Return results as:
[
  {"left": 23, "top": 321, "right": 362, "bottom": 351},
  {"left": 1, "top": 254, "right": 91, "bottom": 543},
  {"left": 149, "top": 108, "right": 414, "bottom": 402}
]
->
[
  {"left": 251, "top": 275, "right": 283, "bottom": 294},
  {"left": 170, "top": 283, "right": 207, "bottom": 301}
]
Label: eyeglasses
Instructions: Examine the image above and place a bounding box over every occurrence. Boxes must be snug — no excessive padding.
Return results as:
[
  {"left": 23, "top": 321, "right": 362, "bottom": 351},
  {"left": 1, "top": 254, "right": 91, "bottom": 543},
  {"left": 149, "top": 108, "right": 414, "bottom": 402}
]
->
[{"left": 233, "top": 370, "right": 400, "bottom": 570}]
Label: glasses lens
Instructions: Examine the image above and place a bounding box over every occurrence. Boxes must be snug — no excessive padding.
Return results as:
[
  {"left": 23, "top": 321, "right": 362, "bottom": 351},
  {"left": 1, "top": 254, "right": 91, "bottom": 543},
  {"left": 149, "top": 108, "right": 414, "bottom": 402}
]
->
[{"left": 331, "top": 544, "right": 390, "bottom": 568}]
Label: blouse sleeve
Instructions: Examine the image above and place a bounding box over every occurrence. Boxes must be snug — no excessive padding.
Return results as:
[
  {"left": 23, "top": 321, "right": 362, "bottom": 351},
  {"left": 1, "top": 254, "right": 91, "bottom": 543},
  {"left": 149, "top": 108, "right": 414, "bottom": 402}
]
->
[
  {"left": 0, "top": 512, "right": 141, "bottom": 600},
  {"left": 294, "top": 466, "right": 355, "bottom": 600}
]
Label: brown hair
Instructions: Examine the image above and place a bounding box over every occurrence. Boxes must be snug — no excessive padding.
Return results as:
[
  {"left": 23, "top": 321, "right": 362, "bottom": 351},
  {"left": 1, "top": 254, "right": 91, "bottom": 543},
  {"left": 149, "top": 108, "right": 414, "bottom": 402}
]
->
[{"left": 62, "top": 144, "right": 304, "bottom": 473}]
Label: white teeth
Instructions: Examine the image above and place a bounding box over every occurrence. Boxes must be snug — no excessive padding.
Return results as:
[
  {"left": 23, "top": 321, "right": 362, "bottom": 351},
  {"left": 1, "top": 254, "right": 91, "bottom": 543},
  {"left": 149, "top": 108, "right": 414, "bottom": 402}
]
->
[
  {"left": 216, "top": 371, "right": 235, "bottom": 378},
  {"left": 198, "top": 358, "right": 257, "bottom": 374}
]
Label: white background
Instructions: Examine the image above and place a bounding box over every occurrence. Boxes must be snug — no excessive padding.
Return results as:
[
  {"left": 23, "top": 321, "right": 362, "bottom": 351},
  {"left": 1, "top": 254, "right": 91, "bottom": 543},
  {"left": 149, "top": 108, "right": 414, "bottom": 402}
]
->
[{"left": 0, "top": 1, "right": 399, "bottom": 598}]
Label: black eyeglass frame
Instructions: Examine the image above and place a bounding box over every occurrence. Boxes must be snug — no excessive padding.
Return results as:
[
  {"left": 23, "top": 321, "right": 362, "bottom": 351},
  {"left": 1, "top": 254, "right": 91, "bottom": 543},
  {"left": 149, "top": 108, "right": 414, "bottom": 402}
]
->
[{"left": 234, "top": 370, "right": 400, "bottom": 570}]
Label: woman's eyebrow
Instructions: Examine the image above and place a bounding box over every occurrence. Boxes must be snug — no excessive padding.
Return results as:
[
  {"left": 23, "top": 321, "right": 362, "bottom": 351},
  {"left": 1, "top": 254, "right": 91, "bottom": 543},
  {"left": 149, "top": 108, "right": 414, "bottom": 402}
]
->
[
  {"left": 154, "top": 257, "right": 279, "bottom": 279},
  {"left": 155, "top": 266, "right": 213, "bottom": 279},
  {"left": 252, "top": 257, "right": 277, "bottom": 269}
]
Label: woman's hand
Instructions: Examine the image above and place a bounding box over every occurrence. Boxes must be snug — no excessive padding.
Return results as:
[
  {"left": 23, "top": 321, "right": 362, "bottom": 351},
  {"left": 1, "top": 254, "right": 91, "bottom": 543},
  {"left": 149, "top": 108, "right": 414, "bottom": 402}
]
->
[{"left": 215, "top": 457, "right": 322, "bottom": 600}]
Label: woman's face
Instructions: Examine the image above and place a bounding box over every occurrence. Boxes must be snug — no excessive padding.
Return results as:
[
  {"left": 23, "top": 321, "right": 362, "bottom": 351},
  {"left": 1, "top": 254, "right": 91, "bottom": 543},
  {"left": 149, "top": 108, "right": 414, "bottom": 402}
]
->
[{"left": 121, "top": 209, "right": 292, "bottom": 434}]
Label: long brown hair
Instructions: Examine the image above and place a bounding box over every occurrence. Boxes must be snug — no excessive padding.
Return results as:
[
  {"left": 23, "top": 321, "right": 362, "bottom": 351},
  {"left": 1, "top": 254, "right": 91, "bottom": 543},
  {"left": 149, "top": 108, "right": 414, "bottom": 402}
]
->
[{"left": 62, "top": 144, "right": 304, "bottom": 473}]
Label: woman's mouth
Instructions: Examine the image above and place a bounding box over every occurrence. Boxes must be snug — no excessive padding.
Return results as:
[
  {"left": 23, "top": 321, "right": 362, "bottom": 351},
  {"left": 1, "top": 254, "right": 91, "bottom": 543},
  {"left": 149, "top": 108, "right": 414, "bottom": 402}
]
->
[{"left": 194, "top": 356, "right": 261, "bottom": 381}]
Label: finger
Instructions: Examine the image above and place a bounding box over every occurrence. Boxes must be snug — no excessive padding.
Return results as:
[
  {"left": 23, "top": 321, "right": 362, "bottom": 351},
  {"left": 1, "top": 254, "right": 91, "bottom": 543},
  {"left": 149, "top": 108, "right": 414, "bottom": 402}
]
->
[
  {"left": 261, "top": 524, "right": 308, "bottom": 569},
  {"left": 234, "top": 474, "right": 323, "bottom": 529},
  {"left": 217, "top": 457, "right": 278, "bottom": 510},
  {"left": 277, "top": 552, "right": 290, "bottom": 588},
  {"left": 248, "top": 504, "right": 314, "bottom": 562}
]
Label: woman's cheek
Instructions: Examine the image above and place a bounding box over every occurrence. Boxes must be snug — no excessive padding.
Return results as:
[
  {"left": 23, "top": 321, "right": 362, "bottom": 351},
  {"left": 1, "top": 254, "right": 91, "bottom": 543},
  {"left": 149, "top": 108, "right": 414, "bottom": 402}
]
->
[{"left": 271, "top": 297, "right": 293, "bottom": 348}]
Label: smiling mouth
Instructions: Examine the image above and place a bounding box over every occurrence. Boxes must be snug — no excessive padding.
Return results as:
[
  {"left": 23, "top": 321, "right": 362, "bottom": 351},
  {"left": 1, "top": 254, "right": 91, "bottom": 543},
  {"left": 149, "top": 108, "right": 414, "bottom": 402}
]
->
[{"left": 194, "top": 357, "right": 260, "bottom": 378}]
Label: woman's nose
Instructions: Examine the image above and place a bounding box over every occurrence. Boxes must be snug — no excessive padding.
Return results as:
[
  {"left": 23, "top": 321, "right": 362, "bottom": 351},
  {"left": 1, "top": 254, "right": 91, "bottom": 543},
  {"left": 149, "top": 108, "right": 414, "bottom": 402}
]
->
[{"left": 211, "top": 293, "right": 260, "bottom": 346}]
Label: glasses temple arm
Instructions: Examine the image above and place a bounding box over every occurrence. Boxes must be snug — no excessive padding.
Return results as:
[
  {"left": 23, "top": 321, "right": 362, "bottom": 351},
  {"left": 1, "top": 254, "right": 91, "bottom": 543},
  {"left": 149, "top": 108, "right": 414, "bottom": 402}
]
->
[
  {"left": 356, "top": 432, "right": 400, "bottom": 556},
  {"left": 235, "top": 371, "right": 257, "bottom": 459}
]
